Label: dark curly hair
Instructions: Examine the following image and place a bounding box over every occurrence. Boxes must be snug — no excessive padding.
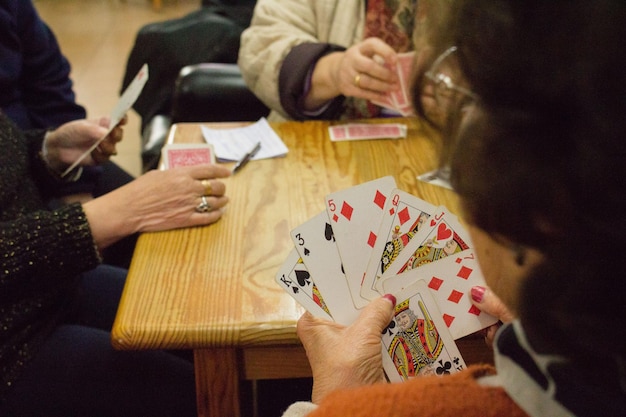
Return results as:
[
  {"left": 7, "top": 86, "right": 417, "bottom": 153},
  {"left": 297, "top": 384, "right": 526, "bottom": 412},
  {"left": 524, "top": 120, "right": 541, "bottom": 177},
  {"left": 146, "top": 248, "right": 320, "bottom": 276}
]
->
[{"left": 413, "top": 0, "right": 626, "bottom": 391}]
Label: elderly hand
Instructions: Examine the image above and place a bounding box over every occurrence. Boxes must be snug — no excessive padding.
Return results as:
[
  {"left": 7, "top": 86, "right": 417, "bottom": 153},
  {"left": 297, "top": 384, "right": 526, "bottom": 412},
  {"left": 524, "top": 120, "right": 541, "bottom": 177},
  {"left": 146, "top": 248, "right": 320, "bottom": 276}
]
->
[
  {"left": 470, "top": 285, "right": 516, "bottom": 347},
  {"left": 42, "top": 116, "right": 126, "bottom": 174},
  {"left": 297, "top": 295, "right": 396, "bottom": 404},
  {"left": 82, "top": 164, "right": 231, "bottom": 249},
  {"left": 305, "top": 37, "right": 400, "bottom": 110}
]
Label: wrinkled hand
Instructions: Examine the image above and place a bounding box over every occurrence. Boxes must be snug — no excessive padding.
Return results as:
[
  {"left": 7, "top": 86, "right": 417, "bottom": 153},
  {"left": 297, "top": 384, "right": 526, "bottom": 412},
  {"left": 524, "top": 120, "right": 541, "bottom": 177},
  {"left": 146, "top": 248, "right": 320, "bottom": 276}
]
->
[
  {"left": 333, "top": 37, "right": 399, "bottom": 101},
  {"left": 297, "top": 295, "right": 396, "bottom": 404},
  {"left": 82, "top": 164, "right": 231, "bottom": 249},
  {"left": 470, "top": 285, "right": 516, "bottom": 347},
  {"left": 42, "top": 116, "right": 126, "bottom": 173},
  {"left": 306, "top": 37, "right": 400, "bottom": 110}
]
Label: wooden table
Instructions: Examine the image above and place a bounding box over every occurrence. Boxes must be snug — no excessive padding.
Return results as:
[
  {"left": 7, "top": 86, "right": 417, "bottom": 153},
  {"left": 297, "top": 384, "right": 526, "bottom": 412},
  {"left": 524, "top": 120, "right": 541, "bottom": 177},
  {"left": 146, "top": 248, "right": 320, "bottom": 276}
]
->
[{"left": 111, "top": 118, "right": 493, "bottom": 417}]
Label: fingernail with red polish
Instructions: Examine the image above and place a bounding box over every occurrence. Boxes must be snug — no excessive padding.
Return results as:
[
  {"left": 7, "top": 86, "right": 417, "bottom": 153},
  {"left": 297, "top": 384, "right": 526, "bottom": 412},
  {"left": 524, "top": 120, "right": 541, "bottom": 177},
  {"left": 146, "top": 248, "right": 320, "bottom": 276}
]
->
[
  {"left": 383, "top": 294, "right": 396, "bottom": 305},
  {"left": 471, "top": 286, "right": 486, "bottom": 303}
]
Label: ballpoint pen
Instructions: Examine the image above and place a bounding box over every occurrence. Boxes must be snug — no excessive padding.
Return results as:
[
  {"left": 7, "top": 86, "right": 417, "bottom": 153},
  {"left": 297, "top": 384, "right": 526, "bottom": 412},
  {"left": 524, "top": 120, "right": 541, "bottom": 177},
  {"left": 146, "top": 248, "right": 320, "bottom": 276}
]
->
[{"left": 231, "top": 141, "right": 261, "bottom": 174}]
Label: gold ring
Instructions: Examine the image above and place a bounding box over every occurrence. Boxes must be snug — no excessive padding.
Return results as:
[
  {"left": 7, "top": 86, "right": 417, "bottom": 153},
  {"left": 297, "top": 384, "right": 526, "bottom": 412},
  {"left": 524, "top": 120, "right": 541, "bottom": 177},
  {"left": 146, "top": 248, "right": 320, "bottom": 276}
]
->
[
  {"left": 201, "top": 179, "right": 212, "bottom": 196},
  {"left": 354, "top": 73, "right": 362, "bottom": 88}
]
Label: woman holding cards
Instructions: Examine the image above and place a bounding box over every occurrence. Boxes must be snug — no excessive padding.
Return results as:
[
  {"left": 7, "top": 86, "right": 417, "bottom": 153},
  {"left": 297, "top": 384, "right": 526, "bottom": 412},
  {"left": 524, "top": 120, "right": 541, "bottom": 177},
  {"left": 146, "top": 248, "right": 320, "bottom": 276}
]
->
[
  {"left": 0, "top": 112, "right": 230, "bottom": 416},
  {"left": 239, "top": 0, "right": 445, "bottom": 121},
  {"left": 282, "top": 0, "right": 626, "bottom": 416}
]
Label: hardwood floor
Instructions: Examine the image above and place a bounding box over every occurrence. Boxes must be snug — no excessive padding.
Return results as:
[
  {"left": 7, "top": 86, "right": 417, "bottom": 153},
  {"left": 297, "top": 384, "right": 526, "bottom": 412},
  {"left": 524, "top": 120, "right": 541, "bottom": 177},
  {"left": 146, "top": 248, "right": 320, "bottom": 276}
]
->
[{"left": 34, "top": 0, "right": 200, "bottom": 177}]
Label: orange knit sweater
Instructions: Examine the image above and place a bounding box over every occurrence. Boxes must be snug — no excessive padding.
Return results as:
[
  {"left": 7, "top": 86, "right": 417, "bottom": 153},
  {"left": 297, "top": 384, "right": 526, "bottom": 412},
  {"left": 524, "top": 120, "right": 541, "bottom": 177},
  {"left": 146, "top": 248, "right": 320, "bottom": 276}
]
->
[{"left": 306, "top": 365, "right": 529, "bottom": 417}]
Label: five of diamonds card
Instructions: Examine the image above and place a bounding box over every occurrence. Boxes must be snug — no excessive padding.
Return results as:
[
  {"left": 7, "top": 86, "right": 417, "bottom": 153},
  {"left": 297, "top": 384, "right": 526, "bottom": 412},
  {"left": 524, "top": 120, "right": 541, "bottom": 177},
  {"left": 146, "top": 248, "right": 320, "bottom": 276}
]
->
[{"left": 275, "top": 176, "right": 498, "bottom": 381}]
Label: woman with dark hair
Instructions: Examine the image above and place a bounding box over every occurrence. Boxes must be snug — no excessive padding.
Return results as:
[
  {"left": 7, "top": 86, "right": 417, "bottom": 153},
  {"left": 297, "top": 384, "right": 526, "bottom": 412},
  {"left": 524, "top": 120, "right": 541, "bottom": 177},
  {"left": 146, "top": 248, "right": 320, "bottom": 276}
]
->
[{"left": 280, "top": 1, "right": 626, "bottom": 416}]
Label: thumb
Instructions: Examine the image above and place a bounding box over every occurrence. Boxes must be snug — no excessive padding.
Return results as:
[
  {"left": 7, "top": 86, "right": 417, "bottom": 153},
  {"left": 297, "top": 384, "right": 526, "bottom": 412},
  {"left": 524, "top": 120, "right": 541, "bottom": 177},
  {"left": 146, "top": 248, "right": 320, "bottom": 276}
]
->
[
  {"left": 352, "top": 294, "right": 396, "bottom": 335},
  {"left": 470, "top": 286, "right": 515, "bottom": 323}
]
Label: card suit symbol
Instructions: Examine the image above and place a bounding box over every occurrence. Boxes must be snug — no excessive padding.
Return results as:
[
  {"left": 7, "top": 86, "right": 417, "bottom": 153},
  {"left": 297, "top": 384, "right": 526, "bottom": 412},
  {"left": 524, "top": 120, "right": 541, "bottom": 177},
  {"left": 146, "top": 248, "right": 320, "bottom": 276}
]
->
[
  {"left": 468, "top": 304, "right": 482, "bottom": 316},
  {"left": 430, "top": 218, "right": 437, "bottom": 227},
  {"left": 382, "top": 319, "right": 396, "bottom": 336},
  {"left": 398, "top": 207, "right": 411, "bottom": 225},
  {"left": 291, "top": 287, "right": 300, "bottom": 294},
  {"left": 368, "top": 231, "right": 377, "bottom": 248},
  {"left": 436, "top": 359, "right": 453, "bottom": 375},
  {"left": 447, "top": 290, "right": 463, "bottom": 304},
  {"left": 457, "top": 266, "right": 472, "bottom": 280},
  {"left": 373, "top": 190, "right": 386, "bottom": 209},
  {"left": 428, "top": 276, "right": 444, "bottom": 291},
  {"left": 304, "top": 247, "right": 310, "bottom": 256},
  {"left": 332, "top": 213, "right": 339, "bottom": 222},
  {"left": 340, "top": 202, "right": 354, "bottom": 221},
  {"left": 437, "top": 223, "right": 452, "bottom": 241},
  {"left": 324, "top": 222, "right": 335, "bottom": 241},
  {"left": 443, "top": 313, "right": 455, "bottom": 327},
  {"left": 389, "top": 207, "right": 395, "bottom": 216},
  {"left": 295, "top": 270, "right": 311, "bottom": 287}
]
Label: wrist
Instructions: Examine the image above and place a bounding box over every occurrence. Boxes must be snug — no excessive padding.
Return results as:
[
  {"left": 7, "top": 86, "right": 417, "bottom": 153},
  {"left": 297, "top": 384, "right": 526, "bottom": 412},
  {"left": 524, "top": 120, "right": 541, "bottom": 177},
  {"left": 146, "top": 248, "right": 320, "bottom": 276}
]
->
[{"left": 306, "top": 52, "right": 343, "bottom": 106}]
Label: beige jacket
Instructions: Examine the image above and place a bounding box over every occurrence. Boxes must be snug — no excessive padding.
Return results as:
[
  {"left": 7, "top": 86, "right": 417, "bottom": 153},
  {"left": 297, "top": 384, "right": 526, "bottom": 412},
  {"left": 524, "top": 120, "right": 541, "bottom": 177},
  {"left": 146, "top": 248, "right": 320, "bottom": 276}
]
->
[{"left": 238, "top": 0, "right": 366, "bottom": 121}]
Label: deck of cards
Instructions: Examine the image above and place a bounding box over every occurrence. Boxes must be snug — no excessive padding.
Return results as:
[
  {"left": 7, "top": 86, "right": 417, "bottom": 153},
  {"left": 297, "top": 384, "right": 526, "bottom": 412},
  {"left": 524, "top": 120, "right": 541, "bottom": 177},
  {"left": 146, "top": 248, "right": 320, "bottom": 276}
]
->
[
  {"left": 275, "top": 176, "right": 498, "bottom": 382},
  {"left": 371, "top": 51, "right": 416, "bottom": 116},
  {"left": 161, "top": 143, "right": 216, "bottom": 169}
]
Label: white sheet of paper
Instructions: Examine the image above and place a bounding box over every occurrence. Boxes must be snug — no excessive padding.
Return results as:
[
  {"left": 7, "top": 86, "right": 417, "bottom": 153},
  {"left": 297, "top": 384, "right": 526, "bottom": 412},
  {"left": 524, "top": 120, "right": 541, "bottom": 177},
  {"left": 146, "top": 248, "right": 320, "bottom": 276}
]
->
[{"left": 201, "top": 118, "right": 288, "bottom": 162}]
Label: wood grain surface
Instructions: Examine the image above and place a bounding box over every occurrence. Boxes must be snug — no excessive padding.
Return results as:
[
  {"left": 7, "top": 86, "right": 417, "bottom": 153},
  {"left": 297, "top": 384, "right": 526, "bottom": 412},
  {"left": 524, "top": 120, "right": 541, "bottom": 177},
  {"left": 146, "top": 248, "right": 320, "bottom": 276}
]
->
[{"left": 111, "top": 118, "right": 487, "bottom": 417}]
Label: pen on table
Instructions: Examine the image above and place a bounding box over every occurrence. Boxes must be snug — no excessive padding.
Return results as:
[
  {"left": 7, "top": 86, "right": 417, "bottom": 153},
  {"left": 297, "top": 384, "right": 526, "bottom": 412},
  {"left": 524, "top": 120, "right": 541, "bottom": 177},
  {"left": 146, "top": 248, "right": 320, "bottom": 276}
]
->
[{"left": 232, "top": 141, "right": 261, "bottom": 174}]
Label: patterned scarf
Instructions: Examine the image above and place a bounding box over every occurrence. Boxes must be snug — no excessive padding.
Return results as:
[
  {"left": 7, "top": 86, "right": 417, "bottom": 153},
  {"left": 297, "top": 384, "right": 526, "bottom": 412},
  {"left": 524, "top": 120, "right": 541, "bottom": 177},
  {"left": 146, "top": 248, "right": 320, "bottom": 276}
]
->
[
  {"left": 492, "top": 321, "right": 625, "bottom": 417},
  {"left": 364, "top": 0, "right": 416, "bottom": 53},
  {"left": 345, "top": 0, "right": 418, "bottom": 119}
]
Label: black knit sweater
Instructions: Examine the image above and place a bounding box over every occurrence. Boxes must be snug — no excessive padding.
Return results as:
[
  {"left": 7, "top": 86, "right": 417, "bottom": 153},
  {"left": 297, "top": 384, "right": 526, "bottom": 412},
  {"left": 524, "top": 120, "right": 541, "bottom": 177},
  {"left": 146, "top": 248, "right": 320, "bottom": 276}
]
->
[{"left": 0, "top": 115, "right": 100, "bottom": 402}]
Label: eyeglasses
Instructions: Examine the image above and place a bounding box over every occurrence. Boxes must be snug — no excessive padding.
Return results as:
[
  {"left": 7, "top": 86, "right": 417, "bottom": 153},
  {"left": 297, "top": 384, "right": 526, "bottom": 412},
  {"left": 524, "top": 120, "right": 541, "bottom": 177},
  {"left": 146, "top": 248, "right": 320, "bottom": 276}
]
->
[{"left": 424, "top": 46, "right": 479, "bottom": 111}]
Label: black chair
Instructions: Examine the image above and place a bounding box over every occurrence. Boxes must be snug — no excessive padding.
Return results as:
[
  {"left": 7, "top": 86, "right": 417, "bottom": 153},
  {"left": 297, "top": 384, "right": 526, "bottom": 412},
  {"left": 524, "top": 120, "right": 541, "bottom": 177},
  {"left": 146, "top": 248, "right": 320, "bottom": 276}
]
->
[
  {"left": 141, "top": 63, "right": 269, "bottom": 171},
  {"left": 127, "top": 0, "right": 261, "bottom": 172},
  {"left": 171, "top": 63, "right": 269, "bottom": 123}
]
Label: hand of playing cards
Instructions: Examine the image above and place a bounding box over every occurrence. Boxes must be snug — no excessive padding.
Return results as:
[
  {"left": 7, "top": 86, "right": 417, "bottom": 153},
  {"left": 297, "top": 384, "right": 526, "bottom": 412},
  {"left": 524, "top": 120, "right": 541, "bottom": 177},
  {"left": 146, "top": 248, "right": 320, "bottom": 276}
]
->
[
  {"left": 276, "top": 177, "right": 498, "bottom": 382},
  {"left": 371, "top": 51, "right": 416, "bottom": 116}
]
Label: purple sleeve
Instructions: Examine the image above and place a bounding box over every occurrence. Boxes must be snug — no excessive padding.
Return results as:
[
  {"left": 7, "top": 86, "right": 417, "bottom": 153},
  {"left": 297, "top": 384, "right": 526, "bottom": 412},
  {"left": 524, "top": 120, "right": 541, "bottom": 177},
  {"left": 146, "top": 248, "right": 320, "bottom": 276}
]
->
[{"left": 278, "top": 42, "right": 347, "bottom": 120}]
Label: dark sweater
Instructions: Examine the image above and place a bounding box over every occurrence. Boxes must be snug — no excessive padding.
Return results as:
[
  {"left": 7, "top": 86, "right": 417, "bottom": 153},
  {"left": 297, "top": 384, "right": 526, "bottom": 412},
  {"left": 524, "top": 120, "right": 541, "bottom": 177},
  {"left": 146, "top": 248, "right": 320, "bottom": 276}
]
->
[
  {"left": 0, "top": 0, "right": 86, "bottom": 130},
  {"left": 0, "top": 115, "right": 100, "bottom": 402}
]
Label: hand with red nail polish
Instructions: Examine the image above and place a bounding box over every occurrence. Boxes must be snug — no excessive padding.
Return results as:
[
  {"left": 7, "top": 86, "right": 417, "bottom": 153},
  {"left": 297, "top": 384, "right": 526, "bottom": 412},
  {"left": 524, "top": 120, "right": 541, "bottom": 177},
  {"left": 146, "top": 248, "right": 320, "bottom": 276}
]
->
[{"left": 470, "top": 285, "right": 516, "bottom": 347}]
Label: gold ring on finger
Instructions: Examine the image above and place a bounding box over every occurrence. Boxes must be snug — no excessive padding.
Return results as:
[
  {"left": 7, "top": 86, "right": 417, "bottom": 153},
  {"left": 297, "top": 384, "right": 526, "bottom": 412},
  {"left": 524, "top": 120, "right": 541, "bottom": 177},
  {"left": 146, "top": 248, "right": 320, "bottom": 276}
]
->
[
  {"left": 201, "top": 179, "right": 212, "bottom": 196},
  {"left": 354, "top": 73, "right": 362, "bottom": 88}
]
